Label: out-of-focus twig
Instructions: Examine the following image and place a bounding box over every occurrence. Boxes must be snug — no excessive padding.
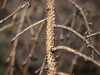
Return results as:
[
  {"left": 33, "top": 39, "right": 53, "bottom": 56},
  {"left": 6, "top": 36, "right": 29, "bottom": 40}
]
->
[
  {"left": 26, "top": 15, "right": 34, "bottom": 35},
  {"left": 68, "top": 0, "right": 95, "bottom": 58},
  {"left": 23, "top": 20, "right": 45, "bottom": 65},
  {"left": 67, "top": 7, "right": 76, "bottom": 38},
  {"left": 0, "top": 0, "right": 30, "bottom": 23},
  {"left": 69, "top": 44, "right": 86, "bottom": 74},
  {"left": 5, "top": 7, "right": 27, "bottom": 75},
  {"left": 39, "top": 56, "right": 46, "bottom": 75},
  {"left": 0, "top": 13, "right": 18, "bottom": 32},
  {"left": 22, "top": 18, "right": 45, "bottom": 75},
  {"left": 68, "top": 0, "right": 90, "bottom": 32},
  {"left": 1, "top": 0, "right": 8, "bottom": 9},
  {"left": 58, "top": 72, "right": 72, "bottom": 75}
]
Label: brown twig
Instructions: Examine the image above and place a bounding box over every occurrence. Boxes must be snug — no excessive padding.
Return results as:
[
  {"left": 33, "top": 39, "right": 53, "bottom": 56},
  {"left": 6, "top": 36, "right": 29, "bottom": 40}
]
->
[
  {"left": 23, "top": 20, "right": 45, "bottom": 65},
  {"left": 0, "top": 0, "right": 30, "bottom": 23},
  {"left": 0, "top": 13, "right": 18, "bottom": 32},
  {"left": 39, "top": 56, "right": 46, "bottom": 75},
  {"left": 68, "top": 0, "right": 95, "bottom": 59},
  {"left": 22, "top": 18, "right": 45, "bottom": 75},
  {"left": 1, "top": 0, "right": 8, "bottom": 9},
  {"left": 55, "top": 25, "right": 100, "bottom": 57},
  {"left": 11, "top": 18, "right": 47, "bottom": 42},
  {"left": 67, "top": 7, "right": 76, "bottom": 38},
  {"left": 6, "top": 7, "right": 27, "bottom": 75},
  {"left": 69, "top": 44, "right": 86, "bottom": 74},
  {"left": 53, "top": 46, "right": 100, "bottom": 67},
  {"left": 68, "top": 0, "right": 90, "bottom": 32},
  {"left": 86, "top": 31, "right": 100, "bottom": 38},
  {"left": 26, "top": 15, "right": 34, "bottom": 35},
  {"left": 58, "top": 72, "right": 71, "bottom": 75}
]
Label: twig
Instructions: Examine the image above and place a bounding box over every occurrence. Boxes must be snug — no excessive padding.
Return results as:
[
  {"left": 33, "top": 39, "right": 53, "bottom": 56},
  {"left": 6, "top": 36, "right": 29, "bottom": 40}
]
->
[
  {"left": 0, "top": 13, "right": 18, "bottom": 32},
  {"left": 23, "top": 20, "right": 45, "bottom": 65},
  {"left": 11, "top": 18, "right": 47, "bottom": 42},
  {"left": 69, "top": 44, "right": 86, "bottom": 74},
  {"left": 86, "top": 31, "right": 100, "bottom": 38},
  {"left": 55, "top": 25, "right": 86, "bottom": 41},
  {"left": 6, "top": 7, "right": 27, "bottom": 75},
  {"left": 39, "top": 56, "right": 46, "bottom": 75},
  {"left": 58, "top": 72, "right": 71, "bottom": 75},
  {"left": 67, "top": 7, "right": 76, "bottom": 38},
  {"left": 0, "top": 0, "right": 30, "bottom": 23},
  {"left": 23, "top": 62, "right": 29, "bottom": 75},
  {"left": 22, "top": 18, "right": 45, "bottom": 75},
  {"left": 55, "top": 25, "right": 100, "bottom": 57},
  {"left": 26, "top": 15, "right": 34, "bottom": 35},
  {"left": 68, "top": 0, "right": 95, "bottom": 58},
  {"left": 68, "top": 0, "right": 90, "bottom": 32},
  {"left": 52, "top": 46, "right": 100, "bottom": 67},
  {"left": 1, "top": 0, "right": 8, "bottom": 9}
]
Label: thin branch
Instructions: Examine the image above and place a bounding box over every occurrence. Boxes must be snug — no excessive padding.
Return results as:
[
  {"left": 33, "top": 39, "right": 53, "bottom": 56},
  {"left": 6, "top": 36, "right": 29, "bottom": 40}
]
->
[
  {"left": 86, "top": 31, "right": 100, "bottom": 38},
  {"left": 52, "top": 46, "right": 100, "bottom": 67},
  {"left": 23, "top": 62, "right": 29, "bottom": 75},
  {"left": 6, "top": 7, "right": 27, "bottom": 75},
  {"left": 68, "top": 0, "right": 95, "bottom": 58},
  {"left": 0, "top": 13, "right": 18, "bottom": 32},
  {"left": 22, "top": 18, "right": 45, "bottom": 75},
  {"left": 55, "top": 25, "right": 100, "bottom": 57},
  {"left": 1, "top": 0, "right": 8, "bottom": 9},
  {"left": 39, "top": 56, "right": 46, "bottom": 75},
  {"left": 23, "top": 20, "right": 45, "bottom": 65},
  {"left": 67, "top": 7, "right": 76, "bottom": 37},
  {"left": 11, "top": 18, "right": 47, "bottom": 42},
  {"left": 68, "top": 0, "right": 90, "bottom": 32},
  {"left": 58, "top": 72, "right": 71, "bottom": 75},
  {"left": 55, "top": 25, "right": 86, "bottom": 41},
  {"left": 26, "top": 15, "right": 34, "bottom": 35},
  {"left": 69, "top": 44, "right": 86, "bottom": 74},
  {"left": 0, "top": 0, "right": 30, "bottom": 23}
]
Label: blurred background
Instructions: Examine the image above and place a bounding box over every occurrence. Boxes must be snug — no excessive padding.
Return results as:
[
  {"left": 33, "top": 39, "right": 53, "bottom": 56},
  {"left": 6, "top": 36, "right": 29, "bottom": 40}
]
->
[{"left": 0, "top": 0, "right": 100, "bottom": 75}]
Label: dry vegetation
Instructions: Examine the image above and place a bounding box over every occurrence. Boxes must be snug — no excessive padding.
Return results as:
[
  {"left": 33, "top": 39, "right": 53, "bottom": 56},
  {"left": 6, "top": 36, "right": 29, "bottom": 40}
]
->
[{"left": 0, "top": 0, "right": 100, "bottom": 75}]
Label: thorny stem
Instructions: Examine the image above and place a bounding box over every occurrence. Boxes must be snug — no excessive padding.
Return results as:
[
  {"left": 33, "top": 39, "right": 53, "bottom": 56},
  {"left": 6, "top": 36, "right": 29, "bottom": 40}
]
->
[{"left": 46, "top": 0, "right": 57, "bottom": 74}]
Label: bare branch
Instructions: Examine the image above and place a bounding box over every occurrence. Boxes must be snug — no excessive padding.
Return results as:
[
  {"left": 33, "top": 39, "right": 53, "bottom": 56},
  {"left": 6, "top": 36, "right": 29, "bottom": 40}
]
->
[
  {"left": 53, "top": 46, "right": 100, "bottom": 67},
  {"left": 86, "top": 31, "right": 100, "bottom": 38},
  {"left": 11, "top": 18, "right": 47, "bottom": 42},
  {"left": 55, "top": 25, "right": 100, "bottom": 57},
  {"left": 0, "top": 0, "right": 30, "bottom": 23}
]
